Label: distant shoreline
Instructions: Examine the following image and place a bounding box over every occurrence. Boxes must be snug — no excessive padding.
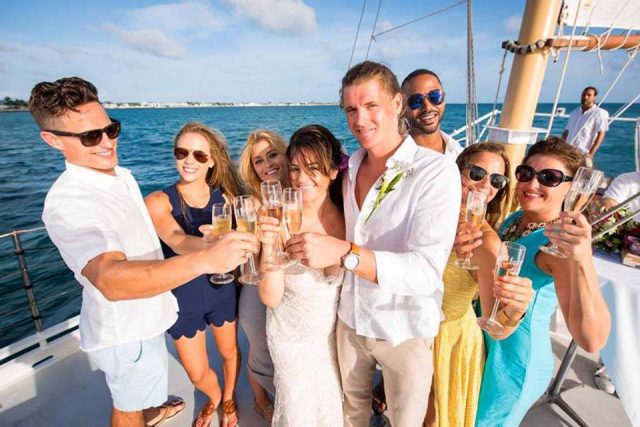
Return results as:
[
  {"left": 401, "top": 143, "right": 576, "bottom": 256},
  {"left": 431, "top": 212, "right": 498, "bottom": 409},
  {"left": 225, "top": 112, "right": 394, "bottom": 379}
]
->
[{"left": 0, "top": 102, "right": 340, "bottom": 113}]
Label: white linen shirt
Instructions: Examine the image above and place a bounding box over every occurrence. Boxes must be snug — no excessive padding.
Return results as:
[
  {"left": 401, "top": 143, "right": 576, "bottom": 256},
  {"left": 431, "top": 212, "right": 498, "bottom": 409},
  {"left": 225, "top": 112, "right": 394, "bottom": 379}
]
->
[
  {"left": 42, "top": 162, "right": 178, "bottom": 351},
  {"left": 564, "top": 105, "right": 610, "bottom": 153},
  {"left": 604, "top": 171, "right": 640, "bottom": 219},
  {"left": 442, "top": 130, "right": 463, "bottom": 159},
  {"left": 338, "top": 135, "right": 461, "bottom": 346}
]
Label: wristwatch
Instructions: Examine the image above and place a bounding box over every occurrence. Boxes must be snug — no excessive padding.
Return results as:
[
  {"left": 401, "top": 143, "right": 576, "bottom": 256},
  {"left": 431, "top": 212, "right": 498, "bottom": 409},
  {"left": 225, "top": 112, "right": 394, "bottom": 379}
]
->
[
  {"left": 341, "top": 242, "right": 361, "bottom": 272},
  {"left": 497, "top": 308, "right": 525, "bottom": 328}
]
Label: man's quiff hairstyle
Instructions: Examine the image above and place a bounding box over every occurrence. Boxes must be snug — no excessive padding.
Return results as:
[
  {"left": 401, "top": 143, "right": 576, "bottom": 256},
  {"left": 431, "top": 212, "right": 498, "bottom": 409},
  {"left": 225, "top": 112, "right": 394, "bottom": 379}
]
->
[
  {"left": 29, "top": 77, "right": 100, "bottom": 130},
  {"left": 583, "top": 86, "right": 598, "bottom": 96},
  {"left": 339, "top": 61, "right": 407, "bottom": 135},
  {"left": 401, "top": 69, "right": 443, "bottom": 89}
]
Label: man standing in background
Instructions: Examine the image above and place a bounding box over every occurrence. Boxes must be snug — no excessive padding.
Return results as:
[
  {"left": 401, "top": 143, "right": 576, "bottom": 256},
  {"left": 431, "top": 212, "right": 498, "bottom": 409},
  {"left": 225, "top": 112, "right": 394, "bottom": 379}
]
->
[{"left": 562, "top": 86, "right": 610, "bottom": 162}]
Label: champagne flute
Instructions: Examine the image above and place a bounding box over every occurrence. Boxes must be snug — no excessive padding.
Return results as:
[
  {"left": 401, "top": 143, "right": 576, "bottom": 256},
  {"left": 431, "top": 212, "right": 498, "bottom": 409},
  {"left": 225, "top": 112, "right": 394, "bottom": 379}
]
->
[
  {"left": 234, "top": 195, "right": 260, "bottom": 285},
  {"left": 260, "top": 180, "right": 288, "bottom": 263},
  {"left": 209, "top": 203, "right": 235, "bottom": 284},
  {"left": 454, "top": 190, "right": 488, "bottom": 270},
  {"left": 477, "top": 241, "right": 526, "bottom": 336},
  {"left": 539, "top": 167, "right": 604, "bottom": 258},
  {"left": 283, "top": 188, "right": 304, "bottom": 273}
]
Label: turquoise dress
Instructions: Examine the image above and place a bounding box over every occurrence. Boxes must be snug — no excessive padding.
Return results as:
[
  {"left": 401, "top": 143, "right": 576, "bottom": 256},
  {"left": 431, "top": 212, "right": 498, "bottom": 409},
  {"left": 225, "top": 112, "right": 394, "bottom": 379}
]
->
[{"left": 475, "top": 211, "right": 556, "bottom": 426}]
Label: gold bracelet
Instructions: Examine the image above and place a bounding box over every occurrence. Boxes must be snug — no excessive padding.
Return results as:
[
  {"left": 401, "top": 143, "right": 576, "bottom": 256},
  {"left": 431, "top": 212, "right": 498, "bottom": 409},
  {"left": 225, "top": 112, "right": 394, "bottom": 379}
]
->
[{"left": 497, "top": 308, "right": 524, "bottom": 328}]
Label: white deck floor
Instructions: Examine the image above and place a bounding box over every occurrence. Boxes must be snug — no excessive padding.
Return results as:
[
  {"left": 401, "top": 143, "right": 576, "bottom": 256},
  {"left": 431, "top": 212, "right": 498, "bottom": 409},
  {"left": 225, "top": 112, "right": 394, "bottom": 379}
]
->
[{"left": 0, "top": 329, "right": 632, "bottom": 426}]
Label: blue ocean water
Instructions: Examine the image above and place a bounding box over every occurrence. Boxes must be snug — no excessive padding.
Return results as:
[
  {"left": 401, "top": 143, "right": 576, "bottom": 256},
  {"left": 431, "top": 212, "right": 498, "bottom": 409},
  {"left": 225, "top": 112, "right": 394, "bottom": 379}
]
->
[{"left": 0, "top": 103, "right": 637, "bottom": 347}]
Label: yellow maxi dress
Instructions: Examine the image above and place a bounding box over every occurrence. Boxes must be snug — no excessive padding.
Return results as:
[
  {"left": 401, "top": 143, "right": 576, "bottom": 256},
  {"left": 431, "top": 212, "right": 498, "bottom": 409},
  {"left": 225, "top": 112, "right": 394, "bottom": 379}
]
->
[{"left": 432, "top": 251, "right": 486, "bottom": 427}]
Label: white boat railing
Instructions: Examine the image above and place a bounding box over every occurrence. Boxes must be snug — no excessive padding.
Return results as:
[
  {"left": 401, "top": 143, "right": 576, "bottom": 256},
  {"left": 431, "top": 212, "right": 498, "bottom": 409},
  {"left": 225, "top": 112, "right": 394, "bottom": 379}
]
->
[{"left": 451, "top": 109, "right": 640, "bottom": 170}]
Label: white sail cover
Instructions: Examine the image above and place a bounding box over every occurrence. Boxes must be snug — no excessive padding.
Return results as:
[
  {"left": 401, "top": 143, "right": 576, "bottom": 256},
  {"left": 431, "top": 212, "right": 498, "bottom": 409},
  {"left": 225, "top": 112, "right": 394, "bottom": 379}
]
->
[{"left": 564, "top": 0, "right": 640, "bottom": 30}]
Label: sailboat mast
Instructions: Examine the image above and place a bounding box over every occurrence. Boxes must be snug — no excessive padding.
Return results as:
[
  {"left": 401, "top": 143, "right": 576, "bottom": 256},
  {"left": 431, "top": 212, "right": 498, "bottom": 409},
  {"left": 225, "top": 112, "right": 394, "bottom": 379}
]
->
[{"left": 497, "top": 0, "right": 562, "bottom": 208}]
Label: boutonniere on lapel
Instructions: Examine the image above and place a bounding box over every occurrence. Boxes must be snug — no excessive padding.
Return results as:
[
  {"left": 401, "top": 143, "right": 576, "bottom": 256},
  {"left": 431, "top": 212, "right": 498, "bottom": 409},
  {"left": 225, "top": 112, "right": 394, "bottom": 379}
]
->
[{"left": 364, "top": 160, "right": 415, "bottom": 223}]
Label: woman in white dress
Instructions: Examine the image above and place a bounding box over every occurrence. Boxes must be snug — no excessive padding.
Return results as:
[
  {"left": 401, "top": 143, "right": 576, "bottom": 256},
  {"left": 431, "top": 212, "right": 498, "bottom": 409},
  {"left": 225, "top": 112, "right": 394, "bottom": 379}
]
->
[{"left": 258, "top": 124, "right": 346, "bottom": 426}]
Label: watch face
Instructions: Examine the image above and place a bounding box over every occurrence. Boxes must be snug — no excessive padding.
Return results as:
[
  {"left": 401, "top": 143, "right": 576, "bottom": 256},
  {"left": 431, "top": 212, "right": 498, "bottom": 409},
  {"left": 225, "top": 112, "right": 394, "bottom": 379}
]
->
[{"left": 344, "top": 253, "right": 359, "bottom": 270}]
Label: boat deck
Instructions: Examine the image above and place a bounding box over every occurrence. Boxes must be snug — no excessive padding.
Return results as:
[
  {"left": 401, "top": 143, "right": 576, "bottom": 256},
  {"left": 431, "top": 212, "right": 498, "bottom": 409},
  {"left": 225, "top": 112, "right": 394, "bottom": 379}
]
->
[{"left": 0, "top": 328, "right": 632, "bottom": 426}]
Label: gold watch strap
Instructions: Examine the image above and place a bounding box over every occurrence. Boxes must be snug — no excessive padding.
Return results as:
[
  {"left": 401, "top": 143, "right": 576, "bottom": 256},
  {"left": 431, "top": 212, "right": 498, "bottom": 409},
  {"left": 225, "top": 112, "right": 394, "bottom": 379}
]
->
[
  {"left": 350, "top": 242, "right": 361, "bottom": 257},
  {"left": 497, "top": 309, "right": 524, "bottom": 328}
]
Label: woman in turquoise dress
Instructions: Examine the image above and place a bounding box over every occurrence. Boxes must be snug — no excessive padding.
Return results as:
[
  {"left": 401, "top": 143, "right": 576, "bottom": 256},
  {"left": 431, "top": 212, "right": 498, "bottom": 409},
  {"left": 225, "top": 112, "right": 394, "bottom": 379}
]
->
[{"left": 475, "top": 137, "right": 611, "bottom": 426}]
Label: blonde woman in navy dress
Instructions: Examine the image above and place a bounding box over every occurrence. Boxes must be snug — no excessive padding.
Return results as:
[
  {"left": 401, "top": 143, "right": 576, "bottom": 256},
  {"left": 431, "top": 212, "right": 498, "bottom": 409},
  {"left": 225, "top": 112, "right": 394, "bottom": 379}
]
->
[
  {"left": 237, "top": 129, "right": 290, "bottom": 422},
  {"left": 146, "top": 122, "right": 245, "bottom": 427}
]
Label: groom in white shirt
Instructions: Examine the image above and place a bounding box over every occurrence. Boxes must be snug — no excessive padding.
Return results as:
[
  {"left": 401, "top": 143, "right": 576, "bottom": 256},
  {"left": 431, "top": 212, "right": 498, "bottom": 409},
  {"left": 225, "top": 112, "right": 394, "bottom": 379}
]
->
[{"left": 287, "top": 61, "right": 461, "bottom": 426}]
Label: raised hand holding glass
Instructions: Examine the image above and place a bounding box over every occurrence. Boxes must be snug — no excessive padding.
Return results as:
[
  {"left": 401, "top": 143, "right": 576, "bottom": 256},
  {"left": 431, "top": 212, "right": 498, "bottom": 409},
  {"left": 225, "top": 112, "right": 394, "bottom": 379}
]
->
[
  {"left": 234, "top": 195, "right": 261, "bottom": 285},
  {"left": 454, "top": 190, "right": 488, "bottom": 270},
  {"left": 209, "top": 203, "right": 235, "bottom": 284}
]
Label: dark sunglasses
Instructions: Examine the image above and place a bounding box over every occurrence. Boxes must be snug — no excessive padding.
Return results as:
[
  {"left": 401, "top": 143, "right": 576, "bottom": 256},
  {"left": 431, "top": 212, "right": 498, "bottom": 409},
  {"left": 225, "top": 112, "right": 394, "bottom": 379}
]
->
[
  {"left": 173, "top": 147, "right": 210, "bottom": 164},
  {"left": 407, "top": 89, "right": 445, "bottom": 110},
  {"left": 463, "top": 165, "right": 509, "bottom": 190},
  {"left": 44, "top": 118, "right": 121, "bottom": 147},
  {"left": 515, "top": 164, "right": 573, "bottom": 187}
]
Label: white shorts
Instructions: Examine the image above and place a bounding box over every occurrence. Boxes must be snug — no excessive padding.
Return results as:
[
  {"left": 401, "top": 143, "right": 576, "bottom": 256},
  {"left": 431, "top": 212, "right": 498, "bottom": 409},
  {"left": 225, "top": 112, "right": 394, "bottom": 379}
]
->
[{"left": 87, "top": 334, "right": 168, "bottom": 412}]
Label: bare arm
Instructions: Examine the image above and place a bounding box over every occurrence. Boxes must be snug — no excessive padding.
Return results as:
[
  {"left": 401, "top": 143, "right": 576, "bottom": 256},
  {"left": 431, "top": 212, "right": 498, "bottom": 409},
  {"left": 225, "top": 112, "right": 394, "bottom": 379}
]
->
[
  {"left": 256, "top": 217, "right": 286, "bottom": 307},
  {"left": 145, "top": 191, "right": 207, "bottom": 254},
  {"left": 474, "top": 225, "right": 534, "bottom": 340},
  {"left": 588, "top": 131, "right": 606, "bottom": 157},
  {"left": 82, "top": 231, "right": 258, "bottom": 301},
  {"left": 540, "top": 211, "right": 610, "bottom": 352}
]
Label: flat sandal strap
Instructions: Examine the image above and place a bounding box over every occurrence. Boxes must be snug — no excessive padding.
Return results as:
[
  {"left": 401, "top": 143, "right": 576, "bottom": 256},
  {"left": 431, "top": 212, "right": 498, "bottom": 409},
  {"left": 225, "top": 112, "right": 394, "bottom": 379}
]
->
[{"left": 222, "top": 400, "right": 237, "bottom": 415}]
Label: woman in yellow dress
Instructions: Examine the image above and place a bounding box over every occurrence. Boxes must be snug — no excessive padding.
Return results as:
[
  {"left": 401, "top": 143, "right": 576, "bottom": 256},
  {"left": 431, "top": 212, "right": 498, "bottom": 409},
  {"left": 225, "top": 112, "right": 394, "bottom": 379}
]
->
[{"left": 425, "top": 143, "right": 534, "bottom": 427}]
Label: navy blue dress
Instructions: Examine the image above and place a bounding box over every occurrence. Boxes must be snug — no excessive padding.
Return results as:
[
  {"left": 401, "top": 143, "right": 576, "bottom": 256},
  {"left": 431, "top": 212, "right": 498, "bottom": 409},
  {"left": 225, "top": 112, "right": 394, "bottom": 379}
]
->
[{"left": 160, "top": 184, "right": 237, "bottom": 340}]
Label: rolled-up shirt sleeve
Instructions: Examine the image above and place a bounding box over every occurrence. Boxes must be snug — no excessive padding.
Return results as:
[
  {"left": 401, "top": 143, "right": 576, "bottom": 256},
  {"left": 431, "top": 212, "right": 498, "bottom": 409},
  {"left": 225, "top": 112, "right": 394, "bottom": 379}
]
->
[{"left": 374, "top": 160, "right": 461, "bottom": 296}]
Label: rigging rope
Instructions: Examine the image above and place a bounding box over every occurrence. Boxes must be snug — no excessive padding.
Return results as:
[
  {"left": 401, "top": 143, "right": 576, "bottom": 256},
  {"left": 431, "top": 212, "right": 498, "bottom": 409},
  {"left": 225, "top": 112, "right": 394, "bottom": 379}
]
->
[
  {"left": 487, "top": 49, "right": 508, "bottom": 129},
  {"left": 545, "top": 0, "right": 584, "bottom": 139},
  {"left": 348, "top": 0, "right": 368, "bottom": 70},
  {"left": 465, "top": 0, "right": 478, "bottom": 146},
  {"left": 365, "top": 0, "right": 383, "bottom": 60},
  {"left": 372, "top": 0, "right": 466, "bottom": 39}
]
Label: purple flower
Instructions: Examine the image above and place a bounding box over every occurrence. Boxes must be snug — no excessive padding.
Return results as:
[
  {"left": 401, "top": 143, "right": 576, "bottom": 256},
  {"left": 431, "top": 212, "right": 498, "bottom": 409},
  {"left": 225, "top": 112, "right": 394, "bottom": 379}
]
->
[{"left": 339, "top": 153, "right": 350, "bottom": 172}]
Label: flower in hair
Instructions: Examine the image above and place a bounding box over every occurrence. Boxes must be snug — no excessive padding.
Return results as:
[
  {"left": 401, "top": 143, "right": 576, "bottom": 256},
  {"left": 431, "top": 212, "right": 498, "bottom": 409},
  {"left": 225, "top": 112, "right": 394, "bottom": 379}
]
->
[{"left": 339, "top": 153, "right": 350, "bottom": 172}]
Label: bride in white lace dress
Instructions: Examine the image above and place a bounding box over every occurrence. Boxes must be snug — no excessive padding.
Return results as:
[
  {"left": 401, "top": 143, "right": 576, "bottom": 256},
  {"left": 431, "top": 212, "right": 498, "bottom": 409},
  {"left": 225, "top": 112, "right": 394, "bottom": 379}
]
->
[{"left": 258, "top": 125, "right": 346, "bottom": 426}]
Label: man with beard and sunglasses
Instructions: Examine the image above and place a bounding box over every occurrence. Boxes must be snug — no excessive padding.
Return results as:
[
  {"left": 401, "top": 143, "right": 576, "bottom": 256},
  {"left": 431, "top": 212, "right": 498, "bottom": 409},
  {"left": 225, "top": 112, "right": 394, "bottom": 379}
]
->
[
  {"left": 401, "top": 69, "right": 463, "bottom": 158},
  {"left": 29, "top": 77, "right": 258, "bottom": 427}
]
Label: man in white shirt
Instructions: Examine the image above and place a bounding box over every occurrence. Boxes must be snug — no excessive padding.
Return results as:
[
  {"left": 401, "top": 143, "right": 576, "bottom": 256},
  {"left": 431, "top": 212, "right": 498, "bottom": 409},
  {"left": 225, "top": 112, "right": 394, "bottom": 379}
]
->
[
  {"left": 287, "top": 61, "right": 461, "bottom": 426},
  {"left": 401, "top": 69, "right": 463, "bottom": 158},
  {"left": 561, "top": 86, "right": 610, "bottom": 159},
  {"left": 603, "top": 170, "right": 640, "bottom": 219},
  {"left": 29, "top": 77, "right": 257, "bottom": 427}
]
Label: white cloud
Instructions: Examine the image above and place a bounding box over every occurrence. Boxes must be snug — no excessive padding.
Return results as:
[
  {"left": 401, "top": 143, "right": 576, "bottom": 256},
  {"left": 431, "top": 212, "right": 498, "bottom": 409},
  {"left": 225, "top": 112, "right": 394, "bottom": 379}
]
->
[
  {"left": 222, "top": 0, "right": 317, "bottom": 35},
  {"left": 129, "top": 1, "right": 225, "bottom": 33},
  {"left": 504, "top": 15, "right": 521, "bottom": 33},
  {"left": 103, "top": 24, "right": 185, "bottom": 59}
]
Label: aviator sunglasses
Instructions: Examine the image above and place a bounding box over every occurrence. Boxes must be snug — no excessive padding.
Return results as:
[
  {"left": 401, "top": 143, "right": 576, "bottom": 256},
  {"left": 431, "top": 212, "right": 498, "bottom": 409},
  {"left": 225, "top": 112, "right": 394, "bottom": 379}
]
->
[
  {"left": 44, "top": 118, "right": 121, "bottom": 147},
  {"left": 515, "top": 164, "right": 573, "bottom": 187},
  {"left": 173, "top": 147, "right": 210, "bottom": 164},
  {"left": 463, "top": 165, "right": 509, "bottom": 190},
  {"left": 407, "top": 89, "right": 445, "bottom": 110}
]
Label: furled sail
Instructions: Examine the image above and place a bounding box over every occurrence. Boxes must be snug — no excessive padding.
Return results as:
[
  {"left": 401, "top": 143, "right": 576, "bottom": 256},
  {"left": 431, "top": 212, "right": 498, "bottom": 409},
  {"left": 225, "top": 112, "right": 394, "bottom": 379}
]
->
[{"left": 564, "top": 0, "right": 640, "bottom": 30}]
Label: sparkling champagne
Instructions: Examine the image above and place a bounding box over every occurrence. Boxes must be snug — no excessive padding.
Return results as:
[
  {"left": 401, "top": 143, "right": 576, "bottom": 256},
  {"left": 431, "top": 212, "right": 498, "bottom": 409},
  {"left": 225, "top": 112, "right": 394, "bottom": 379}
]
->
[
  {"left": 266, "top": 204, "right": 283, "bottom": 221},
  {"left": 284, "top": 208, "right": 302, "bottom": 235},
  {"left": 236, "top": 218, "right": 257, "bottom": 234},
  {"left": 496, "top": 260, "right": 521, "bottom": 277},
  {"left": 563, "top": 188, "right": 592, "bottom": 213},
  {"left": 466, "top": 210, "right": 484, "bottom": 228},
  {"left": 211, "top": 216, "right": 231, "bottom": 236}
]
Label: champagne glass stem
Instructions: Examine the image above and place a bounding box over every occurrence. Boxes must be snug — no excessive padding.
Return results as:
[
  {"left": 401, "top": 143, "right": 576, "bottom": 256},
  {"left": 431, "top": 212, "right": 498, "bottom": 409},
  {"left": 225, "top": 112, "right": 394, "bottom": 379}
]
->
[{"left": 487, "top": 299, "right": 501, "bottom": 325}]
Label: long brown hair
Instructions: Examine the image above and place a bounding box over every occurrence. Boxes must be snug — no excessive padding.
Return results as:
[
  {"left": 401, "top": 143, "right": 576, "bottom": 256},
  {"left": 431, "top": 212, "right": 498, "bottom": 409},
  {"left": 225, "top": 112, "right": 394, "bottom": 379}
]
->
[
  {"left": 287, "top": 124, "right": 344, "bottom": 212},
  {"left": 523, "top": 136, "right": 586, "bottom": 175},
  {"left": 456, "top": 143, "right": 511, "bottom": 228},
  {"left": 238, "top": 129, "right": 288, "bottom": 198},
  {"left": 173, "top": 122, "right": 245, "bottom": 200}
]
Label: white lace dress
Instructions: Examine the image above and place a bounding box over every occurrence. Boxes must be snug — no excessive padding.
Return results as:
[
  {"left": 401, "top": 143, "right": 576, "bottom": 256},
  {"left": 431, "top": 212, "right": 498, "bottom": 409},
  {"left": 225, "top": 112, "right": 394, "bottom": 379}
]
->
[{"left": 266, "top": 267, "right": 344, "bottom": 427}]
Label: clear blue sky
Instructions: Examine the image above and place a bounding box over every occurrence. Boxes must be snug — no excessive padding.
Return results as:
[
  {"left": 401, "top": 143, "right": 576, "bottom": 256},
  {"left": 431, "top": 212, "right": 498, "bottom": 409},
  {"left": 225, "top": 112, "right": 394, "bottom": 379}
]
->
[{"left": 1, "top": 0, "right": 638, "bottom": 103}]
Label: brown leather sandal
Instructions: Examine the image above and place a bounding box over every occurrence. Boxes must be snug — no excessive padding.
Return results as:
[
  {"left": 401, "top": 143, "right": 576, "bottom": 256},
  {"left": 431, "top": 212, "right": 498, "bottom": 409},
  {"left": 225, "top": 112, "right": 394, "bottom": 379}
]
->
[
  {"left": 254, "top": 400, "right": 274, "bottom": 423},
  {"left": 192, "top": 400, "right": 217, "bottom": 427},
  {"left": 221, "top": 399, "right": 238, "bottom": 427}
]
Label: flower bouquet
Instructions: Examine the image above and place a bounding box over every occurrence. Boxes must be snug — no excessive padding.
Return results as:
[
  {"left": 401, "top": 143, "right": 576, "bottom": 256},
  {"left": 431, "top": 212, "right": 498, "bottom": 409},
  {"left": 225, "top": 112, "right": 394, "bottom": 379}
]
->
[{"left": 591, "top": 207, "right": 640, "bottom": 267}]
